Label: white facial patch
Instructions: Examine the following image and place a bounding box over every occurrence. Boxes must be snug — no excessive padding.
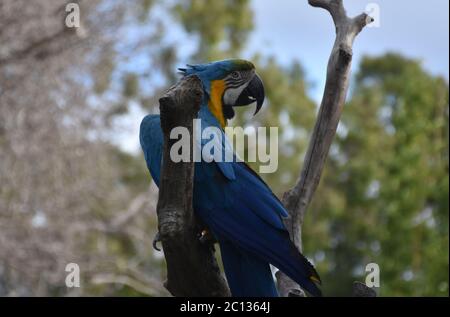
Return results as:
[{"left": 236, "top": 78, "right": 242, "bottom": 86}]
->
[{"left": 223, "top": 81, "right": 250, "bottom": 106}]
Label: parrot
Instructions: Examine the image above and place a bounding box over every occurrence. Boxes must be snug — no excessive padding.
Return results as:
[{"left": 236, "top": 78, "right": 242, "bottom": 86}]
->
[{"left": 139, "top": 59, "right": 322, "bottom": 297}]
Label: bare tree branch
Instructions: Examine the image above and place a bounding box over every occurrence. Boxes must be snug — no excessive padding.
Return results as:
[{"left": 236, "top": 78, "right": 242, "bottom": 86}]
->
[
  {"left": 157, "top": 75, "right": 230, "bottom": 296},
  {"left": 91, "top": 273, "right": 163, "bottom": 296},
  {"left": 110, "top": 193, "right": 148, "bottom": 229},
  {"left": 276, "top": 0, "right": 373, "bottom": 297}
]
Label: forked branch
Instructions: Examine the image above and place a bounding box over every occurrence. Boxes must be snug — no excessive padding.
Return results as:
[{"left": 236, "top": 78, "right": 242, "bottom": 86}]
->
[{"left": 276, "top": 0, "right": 373, "bottom": 297}]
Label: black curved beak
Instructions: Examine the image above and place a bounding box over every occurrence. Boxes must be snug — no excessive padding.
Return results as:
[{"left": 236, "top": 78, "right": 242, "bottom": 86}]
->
[{"left": 234, "top": 73, "right": 265, "bottom": 115}]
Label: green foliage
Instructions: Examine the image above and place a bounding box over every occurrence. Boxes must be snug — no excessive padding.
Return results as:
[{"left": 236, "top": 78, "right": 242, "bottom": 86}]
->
[
  {"left": 303, "top": 53, "right": 449, "bottom": 296},
  {"left": 93, "top": 51, "right": 116, "bottom": 95},
  {"left": 123, "top": 73, "right": 139, "bottom": 98},
  {"left": 173, "top": 0, "right": 253, "bottom": 61}
]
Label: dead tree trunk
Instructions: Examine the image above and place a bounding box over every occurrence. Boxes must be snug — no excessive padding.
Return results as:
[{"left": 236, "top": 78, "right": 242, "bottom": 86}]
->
[
  {"left": 157, "top": 75, "right": 230, "bottom": 296},
  {"left": 276, "top": 0, "right": 373, "bottom": 296}
]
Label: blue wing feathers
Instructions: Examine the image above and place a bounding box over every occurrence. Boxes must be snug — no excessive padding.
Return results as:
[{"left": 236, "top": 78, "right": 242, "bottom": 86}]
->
[{"left": 139, "top": 115, "right": 163, "bottom": 186}]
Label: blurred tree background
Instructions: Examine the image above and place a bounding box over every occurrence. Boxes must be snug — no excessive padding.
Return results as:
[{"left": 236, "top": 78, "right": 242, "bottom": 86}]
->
[{"left": 0, "top": 0, "right": 448, "bottom": 296}]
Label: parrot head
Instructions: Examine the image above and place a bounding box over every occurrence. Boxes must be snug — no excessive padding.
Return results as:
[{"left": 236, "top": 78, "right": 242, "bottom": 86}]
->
[{"left": 178, "top": 59, "right": 265, "bottom": 127}]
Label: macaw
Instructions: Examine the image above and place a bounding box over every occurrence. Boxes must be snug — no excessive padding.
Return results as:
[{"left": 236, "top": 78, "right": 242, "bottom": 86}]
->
[{"left": 139, "top": 59, "right": 322, "bottom": 297}]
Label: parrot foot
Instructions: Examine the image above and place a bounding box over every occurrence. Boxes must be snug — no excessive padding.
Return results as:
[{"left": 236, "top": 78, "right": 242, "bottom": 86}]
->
[
  {"left": 198, "top": 229, "right": 216, "bottom": 245},
  {"left": 152, "top": 231, "right": 162, "bottom": 251}
]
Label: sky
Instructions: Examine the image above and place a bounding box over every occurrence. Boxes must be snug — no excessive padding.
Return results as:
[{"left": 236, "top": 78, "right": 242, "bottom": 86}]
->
[
  {"left": 245, "top": 0, "right": 449, "bottom": 102},
  {"left": 116, "top": 0, "right": 449, "bottom": 153}
]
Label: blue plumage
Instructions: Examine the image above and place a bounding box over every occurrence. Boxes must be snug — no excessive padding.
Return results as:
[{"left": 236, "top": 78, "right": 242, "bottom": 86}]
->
[{"left": 140, "top": 59, "right": 321, "bottom": 297}]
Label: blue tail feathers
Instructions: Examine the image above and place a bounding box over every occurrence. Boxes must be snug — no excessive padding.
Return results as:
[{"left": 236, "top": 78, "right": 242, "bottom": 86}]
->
[{"left": 219, "top": 240, "right": 279, "bottom": 297}]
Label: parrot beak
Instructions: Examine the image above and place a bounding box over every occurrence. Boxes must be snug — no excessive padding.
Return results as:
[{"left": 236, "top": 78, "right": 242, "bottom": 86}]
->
[{"left": 234, "top": 73, "right": 265, "bottom": 115}]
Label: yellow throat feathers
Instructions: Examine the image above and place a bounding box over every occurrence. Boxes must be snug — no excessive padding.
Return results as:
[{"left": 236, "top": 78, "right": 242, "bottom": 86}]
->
[{"left": 208, "top": 79, "right": 226, "bottom": 128}]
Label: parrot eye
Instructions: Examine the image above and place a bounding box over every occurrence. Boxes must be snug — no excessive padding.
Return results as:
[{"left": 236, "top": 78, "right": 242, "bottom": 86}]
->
[{"left": 231, "top": 71, "right": 240, "bottom": 79}]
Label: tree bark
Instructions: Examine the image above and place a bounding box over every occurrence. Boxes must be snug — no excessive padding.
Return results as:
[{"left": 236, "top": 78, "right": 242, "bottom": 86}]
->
[
  {"left": 157, "top": 75, "right": 230, "bottom": 297},
  {"left": 276, "top": 0, "right": 373, "bottom": 297}
]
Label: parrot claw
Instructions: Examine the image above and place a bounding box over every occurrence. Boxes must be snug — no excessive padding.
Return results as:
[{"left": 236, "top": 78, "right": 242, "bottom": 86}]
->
[
  {"left": 198, "top": 229, "right": 216, "bottom": 245},
  {"left": 153, "top": 231, "right": 162, "bottom": 251}
]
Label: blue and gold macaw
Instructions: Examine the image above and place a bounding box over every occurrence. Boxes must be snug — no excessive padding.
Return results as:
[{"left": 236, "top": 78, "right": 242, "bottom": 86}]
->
[{"left": 140, "top": 59, "right": 322, "bottom": 297}]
